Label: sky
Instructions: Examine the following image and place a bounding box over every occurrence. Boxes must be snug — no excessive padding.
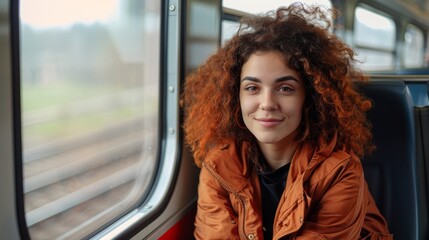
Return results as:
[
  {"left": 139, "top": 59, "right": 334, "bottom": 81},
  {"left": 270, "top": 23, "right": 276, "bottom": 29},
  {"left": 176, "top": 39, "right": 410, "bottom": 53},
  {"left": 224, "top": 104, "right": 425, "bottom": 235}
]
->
[{"left": 20, "top": 0, "right": 117, "bottom": 28}]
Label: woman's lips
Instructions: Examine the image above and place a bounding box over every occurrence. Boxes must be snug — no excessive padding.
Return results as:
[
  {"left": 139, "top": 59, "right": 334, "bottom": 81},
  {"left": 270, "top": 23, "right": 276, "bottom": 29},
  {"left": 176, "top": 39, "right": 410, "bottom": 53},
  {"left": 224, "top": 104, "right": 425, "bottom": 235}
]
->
[{"left": 255, "top": 118, "right": 283, "bottom": 128}]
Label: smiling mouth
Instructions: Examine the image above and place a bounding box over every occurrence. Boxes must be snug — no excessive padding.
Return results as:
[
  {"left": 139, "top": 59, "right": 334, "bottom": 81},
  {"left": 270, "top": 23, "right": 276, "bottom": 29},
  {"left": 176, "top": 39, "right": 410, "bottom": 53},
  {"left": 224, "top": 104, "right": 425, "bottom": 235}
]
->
[{"left": 255, "top": 118, "right": 283, "bottom": 128}]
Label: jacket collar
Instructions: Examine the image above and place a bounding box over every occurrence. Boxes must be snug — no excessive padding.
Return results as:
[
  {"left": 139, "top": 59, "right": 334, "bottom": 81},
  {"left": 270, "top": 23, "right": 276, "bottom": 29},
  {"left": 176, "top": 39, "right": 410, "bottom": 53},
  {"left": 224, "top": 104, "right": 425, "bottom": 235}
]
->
[
  {"left": 202, "top": 140, "right": 251, "bottom": 193},
  {"left": 202, "top": 135, "right": 339, "bottom": 194},
  {"left": 288, "top": 134, "right": 338, "bottom": 186}
]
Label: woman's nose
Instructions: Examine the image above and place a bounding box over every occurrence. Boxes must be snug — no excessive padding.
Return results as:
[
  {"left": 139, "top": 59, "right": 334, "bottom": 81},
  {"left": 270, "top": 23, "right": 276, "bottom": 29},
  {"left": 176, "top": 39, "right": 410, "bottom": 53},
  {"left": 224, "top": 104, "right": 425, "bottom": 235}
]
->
[{"left": 260, "top": 91, "right": 278, "bottom": 111}]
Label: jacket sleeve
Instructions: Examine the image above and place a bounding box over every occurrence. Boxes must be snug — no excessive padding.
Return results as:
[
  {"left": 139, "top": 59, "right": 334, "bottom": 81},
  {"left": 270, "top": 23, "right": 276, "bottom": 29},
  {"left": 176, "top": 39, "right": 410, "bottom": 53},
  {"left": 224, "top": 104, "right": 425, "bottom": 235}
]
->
[
  {"left": 360, "top": 181, "right": 393, "bottom": 240},
  {"left": 194, "top": 166, "right": 240, "bottom": 240},
  {"left": 292, "top": 159, "right": 368, "bottom": 240}
]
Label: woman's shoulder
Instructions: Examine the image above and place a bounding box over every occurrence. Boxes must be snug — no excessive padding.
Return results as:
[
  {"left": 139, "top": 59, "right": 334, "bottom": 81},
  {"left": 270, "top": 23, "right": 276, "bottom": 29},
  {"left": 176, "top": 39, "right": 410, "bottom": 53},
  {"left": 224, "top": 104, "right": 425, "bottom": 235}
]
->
[
  {"left": 203, "top": 139, "right": 236, "bottom": 164},
  {"left": 202, "top": 139, "right": 250, "bottom": 176},
  {"left": 200, "top": 140, "right": 253, "bottom": 192},
  {"left": 306, "top": 149, "right": 363, "bottom": 185},
  {"left": 324, "top": 149, "right": 360, "bottom": 169}
]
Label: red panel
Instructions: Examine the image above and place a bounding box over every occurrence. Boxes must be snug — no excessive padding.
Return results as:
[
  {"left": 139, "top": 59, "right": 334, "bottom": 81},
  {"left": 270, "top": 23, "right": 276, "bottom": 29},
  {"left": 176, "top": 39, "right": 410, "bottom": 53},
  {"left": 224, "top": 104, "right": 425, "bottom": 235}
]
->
[{"left": 159, "top": 208, "right": 196, "bottom": 240}]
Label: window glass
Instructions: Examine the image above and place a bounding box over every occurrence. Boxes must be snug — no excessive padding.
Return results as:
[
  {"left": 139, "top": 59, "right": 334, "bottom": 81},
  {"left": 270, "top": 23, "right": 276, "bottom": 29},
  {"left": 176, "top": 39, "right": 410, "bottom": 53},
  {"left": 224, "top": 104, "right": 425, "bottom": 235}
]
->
[
  {"left": 19, "top": 0, "right": 160, "bottom": 239},
  {"left": 222, "top": 0, "right": 332, "bottom": 45},
  {"left": 403, "top": 24, "right": 424, "bottom": 68},
  {"left": 187, "top": 0, "right": 220, "bottom": 72},
  {"left": 223, "top": 0, "right": 332, "bottom": 15},
  {"left": 353, "top": 6, "right": 395, "bottom": 70},
  {"left": 189, "top": 1, "right": 219, "bottom": 39},
  {"left": 354, "top": 48, "right": 394, "bottom": 71},
  {"left": 221, "top": 20, "right": 240, "bottom": 46}
]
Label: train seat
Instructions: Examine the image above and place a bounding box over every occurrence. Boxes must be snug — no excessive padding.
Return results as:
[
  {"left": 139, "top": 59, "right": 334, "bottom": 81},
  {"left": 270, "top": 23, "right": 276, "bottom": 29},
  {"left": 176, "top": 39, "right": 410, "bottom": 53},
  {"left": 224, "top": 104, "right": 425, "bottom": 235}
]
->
[
  {"left": 362, "top": 79, "right": 427, "bottom": 240},
  {"left": 415, "top": 104, "right": 429, "bottom": 240}
]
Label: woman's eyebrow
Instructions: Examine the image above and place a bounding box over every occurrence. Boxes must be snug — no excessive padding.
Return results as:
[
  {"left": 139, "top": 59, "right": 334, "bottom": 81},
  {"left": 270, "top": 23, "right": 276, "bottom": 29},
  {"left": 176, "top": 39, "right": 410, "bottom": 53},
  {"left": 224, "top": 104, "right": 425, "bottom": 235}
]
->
[
  {"left": 240, "top": 75, "right": 299, "bottom": 83},
  {"left": 275, "top": 76, "right": 300, "bottom": 83},
  {"left": 240, "top": 76, "right": 261, "bottom": 83}
]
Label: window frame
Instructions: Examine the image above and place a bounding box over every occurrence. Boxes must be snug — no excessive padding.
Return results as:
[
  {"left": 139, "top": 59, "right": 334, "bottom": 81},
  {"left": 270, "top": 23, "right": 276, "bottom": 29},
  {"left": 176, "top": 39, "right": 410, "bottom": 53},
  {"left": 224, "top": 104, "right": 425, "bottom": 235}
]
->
[
  {"left": 90, "top": 0, "right": 183, "bottom": 238},
  {"left": 12, "top": 0, "right": 181, "bottom": 239}
]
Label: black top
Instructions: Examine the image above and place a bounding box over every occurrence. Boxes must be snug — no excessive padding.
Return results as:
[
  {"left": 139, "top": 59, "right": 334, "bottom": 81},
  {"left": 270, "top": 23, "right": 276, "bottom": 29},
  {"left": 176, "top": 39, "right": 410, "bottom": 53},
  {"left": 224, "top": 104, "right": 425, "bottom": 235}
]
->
[{"left": 258, "top": 162, "right": 291, "bottom": 239}]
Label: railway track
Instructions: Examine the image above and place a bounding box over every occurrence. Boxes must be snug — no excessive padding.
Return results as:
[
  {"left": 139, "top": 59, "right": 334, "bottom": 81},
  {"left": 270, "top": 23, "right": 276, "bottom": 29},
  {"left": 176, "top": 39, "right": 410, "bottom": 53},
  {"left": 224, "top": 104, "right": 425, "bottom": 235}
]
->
[{"left": 21, "top": 90, "right": 159, "bottom": 239}]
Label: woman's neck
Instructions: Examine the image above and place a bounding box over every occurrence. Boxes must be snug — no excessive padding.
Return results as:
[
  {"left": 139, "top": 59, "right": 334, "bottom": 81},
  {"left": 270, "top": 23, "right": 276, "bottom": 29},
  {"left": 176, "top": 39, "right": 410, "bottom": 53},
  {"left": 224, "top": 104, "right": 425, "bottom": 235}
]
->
[{"left": 258, "top": 138, "right": 299, "bottom": 171}]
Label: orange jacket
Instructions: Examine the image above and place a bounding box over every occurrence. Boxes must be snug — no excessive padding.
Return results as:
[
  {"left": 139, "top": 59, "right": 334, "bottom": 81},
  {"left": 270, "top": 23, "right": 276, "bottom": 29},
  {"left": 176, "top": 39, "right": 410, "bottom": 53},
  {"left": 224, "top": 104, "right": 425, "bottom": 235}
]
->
[{"left": 194, "top": 139, "right": 393, "bottom": 240}]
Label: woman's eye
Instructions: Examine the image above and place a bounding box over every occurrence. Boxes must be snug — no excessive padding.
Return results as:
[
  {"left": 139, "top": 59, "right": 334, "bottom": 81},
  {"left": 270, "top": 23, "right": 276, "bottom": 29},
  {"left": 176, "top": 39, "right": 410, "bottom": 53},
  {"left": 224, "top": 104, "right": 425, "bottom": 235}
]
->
[
  {"left": 245, "top": 86, "right": 258, "bottom": 92},
  {"left": 279, "top": 86, "right": 293, "bottom": 92}
]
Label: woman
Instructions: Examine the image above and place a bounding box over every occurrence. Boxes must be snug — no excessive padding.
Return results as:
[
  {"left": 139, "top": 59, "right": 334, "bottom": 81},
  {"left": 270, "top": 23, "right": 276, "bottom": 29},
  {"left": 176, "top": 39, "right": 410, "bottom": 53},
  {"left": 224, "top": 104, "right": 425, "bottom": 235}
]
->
[{"left": 182, "top": 3, "right": 392, "bottom": 240}]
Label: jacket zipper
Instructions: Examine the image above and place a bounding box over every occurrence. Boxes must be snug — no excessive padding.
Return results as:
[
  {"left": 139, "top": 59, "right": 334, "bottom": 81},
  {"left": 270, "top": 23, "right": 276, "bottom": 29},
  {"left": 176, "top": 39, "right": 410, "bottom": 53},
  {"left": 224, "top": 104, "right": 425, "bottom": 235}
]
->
[
  {"left": 236, "top": 193, "right": 248, "bottom": 240},
  {"left": 203, "top": 163, "right": 250, "bottom": 240}
]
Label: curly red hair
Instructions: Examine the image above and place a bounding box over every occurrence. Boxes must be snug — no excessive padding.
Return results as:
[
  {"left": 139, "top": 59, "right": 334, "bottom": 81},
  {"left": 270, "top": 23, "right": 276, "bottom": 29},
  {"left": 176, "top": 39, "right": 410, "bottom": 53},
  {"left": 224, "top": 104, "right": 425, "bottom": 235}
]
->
[{"left": 182, "top": 4, "right": 373, "bottom": 167}]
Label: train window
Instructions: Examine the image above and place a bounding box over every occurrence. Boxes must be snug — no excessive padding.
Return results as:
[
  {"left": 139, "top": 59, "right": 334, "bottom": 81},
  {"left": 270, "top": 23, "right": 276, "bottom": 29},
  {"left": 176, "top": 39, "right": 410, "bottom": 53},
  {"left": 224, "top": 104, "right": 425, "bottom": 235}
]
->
[
  {"left": 222, "top": 0, "right": 332, "bottom": 45},
  {"left": 403, "top": 24, "right": 425, "bottom": 68},
  {"left": 221, "top": 20, "right": 240, "bottom": 46},
  {"left": 353, "top": 6, "right": 396, "bottom": 70},
  {"left": 187, "top": 1, "right": 220, "bottom": 72},
  {"left": 19, "top": 0, "right": 161, "bottom": 239},
  {"left": 223, "top": 0, "right": 331, "bottom": 15}
]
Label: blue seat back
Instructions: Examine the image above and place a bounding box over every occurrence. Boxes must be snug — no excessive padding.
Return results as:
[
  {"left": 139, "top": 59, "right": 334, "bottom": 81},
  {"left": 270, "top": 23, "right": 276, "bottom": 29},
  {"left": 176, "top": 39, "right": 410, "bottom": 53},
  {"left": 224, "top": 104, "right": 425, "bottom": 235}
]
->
[{"left": 362, "top": 80, "right": 420, "bottom": 240}]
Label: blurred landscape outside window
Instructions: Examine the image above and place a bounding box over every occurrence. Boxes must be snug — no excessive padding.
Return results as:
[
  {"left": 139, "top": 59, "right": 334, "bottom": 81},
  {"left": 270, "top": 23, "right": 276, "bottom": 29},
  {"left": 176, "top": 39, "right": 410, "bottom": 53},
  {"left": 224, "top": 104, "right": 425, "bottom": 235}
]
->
[{"left": 19, "top": 0, "right": 160, "bottom": 238}]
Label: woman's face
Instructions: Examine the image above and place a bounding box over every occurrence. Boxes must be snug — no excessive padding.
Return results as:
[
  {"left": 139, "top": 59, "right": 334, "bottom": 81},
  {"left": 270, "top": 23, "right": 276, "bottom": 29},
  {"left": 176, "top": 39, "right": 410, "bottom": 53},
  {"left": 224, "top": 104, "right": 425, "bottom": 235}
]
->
[{"left": 239, "top": 51, "right": 306, "bottom": 147}]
